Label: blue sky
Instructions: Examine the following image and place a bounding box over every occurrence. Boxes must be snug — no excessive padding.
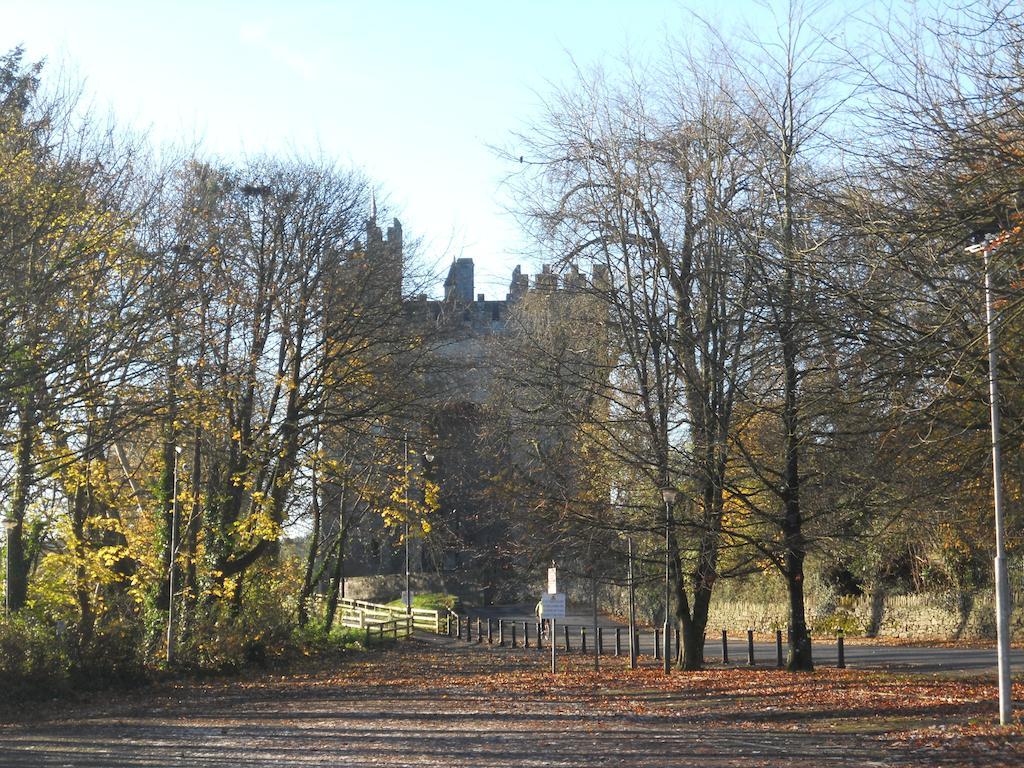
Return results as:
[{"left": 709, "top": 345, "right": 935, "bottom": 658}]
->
[{"left": 2, "top": 0, "right": 764, "bottom": 296}]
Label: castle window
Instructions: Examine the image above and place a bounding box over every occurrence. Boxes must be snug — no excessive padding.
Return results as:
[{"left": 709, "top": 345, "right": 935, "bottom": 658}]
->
[{"left": 491, "top": 303, "right": 500, "bottom": 321}]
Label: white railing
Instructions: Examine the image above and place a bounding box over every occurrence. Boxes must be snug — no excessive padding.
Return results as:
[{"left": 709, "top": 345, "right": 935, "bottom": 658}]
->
[{"left": 338, "top": 597, "right": 443, "bottom": 634}]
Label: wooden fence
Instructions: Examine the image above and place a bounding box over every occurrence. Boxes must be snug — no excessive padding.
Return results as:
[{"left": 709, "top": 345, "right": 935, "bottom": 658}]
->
[
  {"left": 355, "top": 615, "right": 414, "bottom": 645},
  {"left": 338, "top": 597, "right": 445, "bottom": 635}
]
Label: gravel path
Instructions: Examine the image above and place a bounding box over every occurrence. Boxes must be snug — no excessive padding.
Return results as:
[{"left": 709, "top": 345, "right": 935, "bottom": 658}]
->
[{"left": 0, "top": 635, "right": 1011, "bottom": 767}]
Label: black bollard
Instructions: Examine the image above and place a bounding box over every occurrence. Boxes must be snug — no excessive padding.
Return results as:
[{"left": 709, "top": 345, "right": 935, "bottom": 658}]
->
[
  {"left": 564, "top": 624, "right": 570, "bottom": 653},
  {"left": 722, "top": 629, "right": 729, "bottom": 664},
  {"left": 837, "top": 629, "right": 845, "bottom": 669},
  {"left": 498, "top": 619, "right": 505, "bottom": 647},
  {"left": 487, "top": 618, "right": 493, "bottom": 645},
  {"left": 511, "top": 622, "right": 517, "bottom": 648},
  {"left": 615, "top": 627, "right": 622, "bottom": 656},
  {"left": 476, "top": 618, "right": 483, "bottom": 644},
  {"left": 581, "top": 627, "right": 587, "bottom": 655},
  {"left": 747, "top": 628, "right": 755, "bottom": 666},
  {"left": 776, "top": 629, "right": 784, "bottom": 668},
  {"left": 654, "top": 628, "right": 662, "bottom": 660},
  {"left": 523, "top": 621, "right": 530, "bottom": 648},
  {"left": 597, "top": 627, "right": 604, "bottom": 656}
]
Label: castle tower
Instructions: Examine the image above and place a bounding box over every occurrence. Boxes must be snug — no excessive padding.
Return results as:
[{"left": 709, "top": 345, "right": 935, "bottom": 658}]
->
[
  {"left": 365, "top": 213, "right": 404, "bottom": 298},
  {"left": 507, "top": 265, "right": 529, "bottom": 301},
  {"left": 444, "top": 257, "right": 475, "bottom": 303}
]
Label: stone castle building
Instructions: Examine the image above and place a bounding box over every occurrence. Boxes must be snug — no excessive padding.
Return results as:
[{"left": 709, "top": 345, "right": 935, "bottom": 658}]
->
[{"left": 330, "top": 216, "right": 599, "bottom": 600}]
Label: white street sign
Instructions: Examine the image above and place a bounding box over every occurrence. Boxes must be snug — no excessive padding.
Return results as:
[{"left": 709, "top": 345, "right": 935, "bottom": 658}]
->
[{"left": 548, "top": 566, "right": 557, "bottom": 595}]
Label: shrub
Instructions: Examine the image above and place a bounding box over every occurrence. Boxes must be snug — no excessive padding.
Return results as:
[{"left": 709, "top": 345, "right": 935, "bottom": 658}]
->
[
  {"left": 386, "top": 592, "right": 459, "bottom": 612},
  {"left": 293, "top": 622, "right": 366, "bottom": 655},
  {"left": 0, "top": 616, "right": 72, "bottom": 700},
  {"left": 71, "top": 620, "right": 148, "bottom": 689}
]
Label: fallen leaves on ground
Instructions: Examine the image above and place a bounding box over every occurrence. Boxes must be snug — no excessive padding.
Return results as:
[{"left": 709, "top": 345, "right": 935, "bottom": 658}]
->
[
  {"left": 146, "top": 641, "right": 1022, "bottom": 766},
  {"left": 304, "top": 643, "right": 1022, "bottom": 762}
]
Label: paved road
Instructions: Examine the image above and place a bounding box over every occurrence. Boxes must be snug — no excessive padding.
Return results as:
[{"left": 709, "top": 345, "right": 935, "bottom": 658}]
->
[{"left": 463, "top": 606, "right": 1024, "bottom": 674}]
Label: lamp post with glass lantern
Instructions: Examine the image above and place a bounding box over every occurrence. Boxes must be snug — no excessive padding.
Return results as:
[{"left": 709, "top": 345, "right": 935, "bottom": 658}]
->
[{"left": 660, "top": 486, "right": 679, "bottom": 673}]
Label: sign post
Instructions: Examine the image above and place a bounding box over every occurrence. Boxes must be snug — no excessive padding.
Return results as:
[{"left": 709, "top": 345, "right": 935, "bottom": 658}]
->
[
  {"left": 550, "top": 617, "right": 557, "bottom": 673},
  {"left": 544, "top": 565, "right": 564, "bottom": 673}
]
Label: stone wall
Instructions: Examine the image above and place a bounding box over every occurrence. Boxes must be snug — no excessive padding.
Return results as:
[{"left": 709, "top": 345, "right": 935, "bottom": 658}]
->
[
  {"left": 353, "top": 564, "right": 1021, "bottom": 642},
  {"left": 340, "top": 574, "right": 495, "bottom": 607},
  {"left": 558, "top": 574, "right": 1021, "bottom": 641},
  {"left": 340, "top": 575, "right": 445, "bottom": 603},
  {"left": 704, "top": 591, "right": 1023, "bottom": 641}
]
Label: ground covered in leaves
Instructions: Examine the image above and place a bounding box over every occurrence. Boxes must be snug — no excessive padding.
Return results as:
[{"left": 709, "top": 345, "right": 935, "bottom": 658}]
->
[{"left": 0, "top": 635, "right": 1020, "bottom": 766}]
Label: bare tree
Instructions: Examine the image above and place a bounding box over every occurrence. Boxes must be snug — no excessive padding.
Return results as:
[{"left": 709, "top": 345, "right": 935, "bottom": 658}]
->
[{"left": 506, "top": 53, "right": 761, "bottom": 669}]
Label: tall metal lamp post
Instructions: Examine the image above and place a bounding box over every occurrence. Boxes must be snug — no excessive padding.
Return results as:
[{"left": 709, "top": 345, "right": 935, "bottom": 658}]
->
[
  {"left": 403, "top": 433, "right": 410, "bottom": 613},
  {"left": 660, "top": 486, "right": 679, "bottom": 674},
  {"left": 965, "top": 235, "right": 1013, "bottom": 725},
  {"left": 166, "top": 444, "right": 183, "bottom": 664}
]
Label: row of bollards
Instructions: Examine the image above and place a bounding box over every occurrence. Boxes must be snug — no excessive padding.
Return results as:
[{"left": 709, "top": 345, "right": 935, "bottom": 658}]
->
[
  {"left": 720, "top": 627, "right": 844, "bottom": 669},
  {"left": 451, "top": 616, "right": 684, "bottom": 659},
  {"left": 450, "top": 615, "right": 847, "bottom": 669}
]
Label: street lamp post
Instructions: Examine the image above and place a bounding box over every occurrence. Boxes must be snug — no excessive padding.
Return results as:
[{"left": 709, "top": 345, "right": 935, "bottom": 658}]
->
[
  {"left": 627, "top": 537, "right": 637, "bottom": 670},
  {"left": 966, "top": 236, "right": 1013, "bottom": 725},
  {"left": 166, "top": 445, "right": 183, "bottom": 665},
  {"left": 660, "top": 486, "right": 679, "bottom": 674},
  {"left": 404, "top": 433, "right": 410, "bottom": 613}
]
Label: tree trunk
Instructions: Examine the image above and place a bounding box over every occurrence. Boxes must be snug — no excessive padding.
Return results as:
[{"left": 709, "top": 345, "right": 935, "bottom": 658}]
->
[
  {"left": 673, "top": 542, "right": 716, "bottom": 671},
  {"left": 71, "top": 484, "right": 95, "bottom": 650},
  {"left": 181, "top": 429, "right": 203, "bottom": 638},
  {"left": 324, "top": 537, "right": 346, "bottom": 631},
  {"left": 782, "top": 332, "right": 813, "bottom": 671},
  {"left": 230, "top": 571, "right": 245, "bottom": 619},
  {"left": 6, "top": 395, "right": 36, "bottom": 612},
  {"left": 680, "top": 571, "right": 714, "bottom": 670},
  {"left": 324, "top": 529, "right": 349, "bottom": 632},
  {"left": 156, "top": 346, "right": 179, "bottom": 612},
  {"left": 785, "top": 558, "right": 813, "bottom": 671},
  {"left": 298, "top": 475, "right": 323, "bottom": 628}
]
